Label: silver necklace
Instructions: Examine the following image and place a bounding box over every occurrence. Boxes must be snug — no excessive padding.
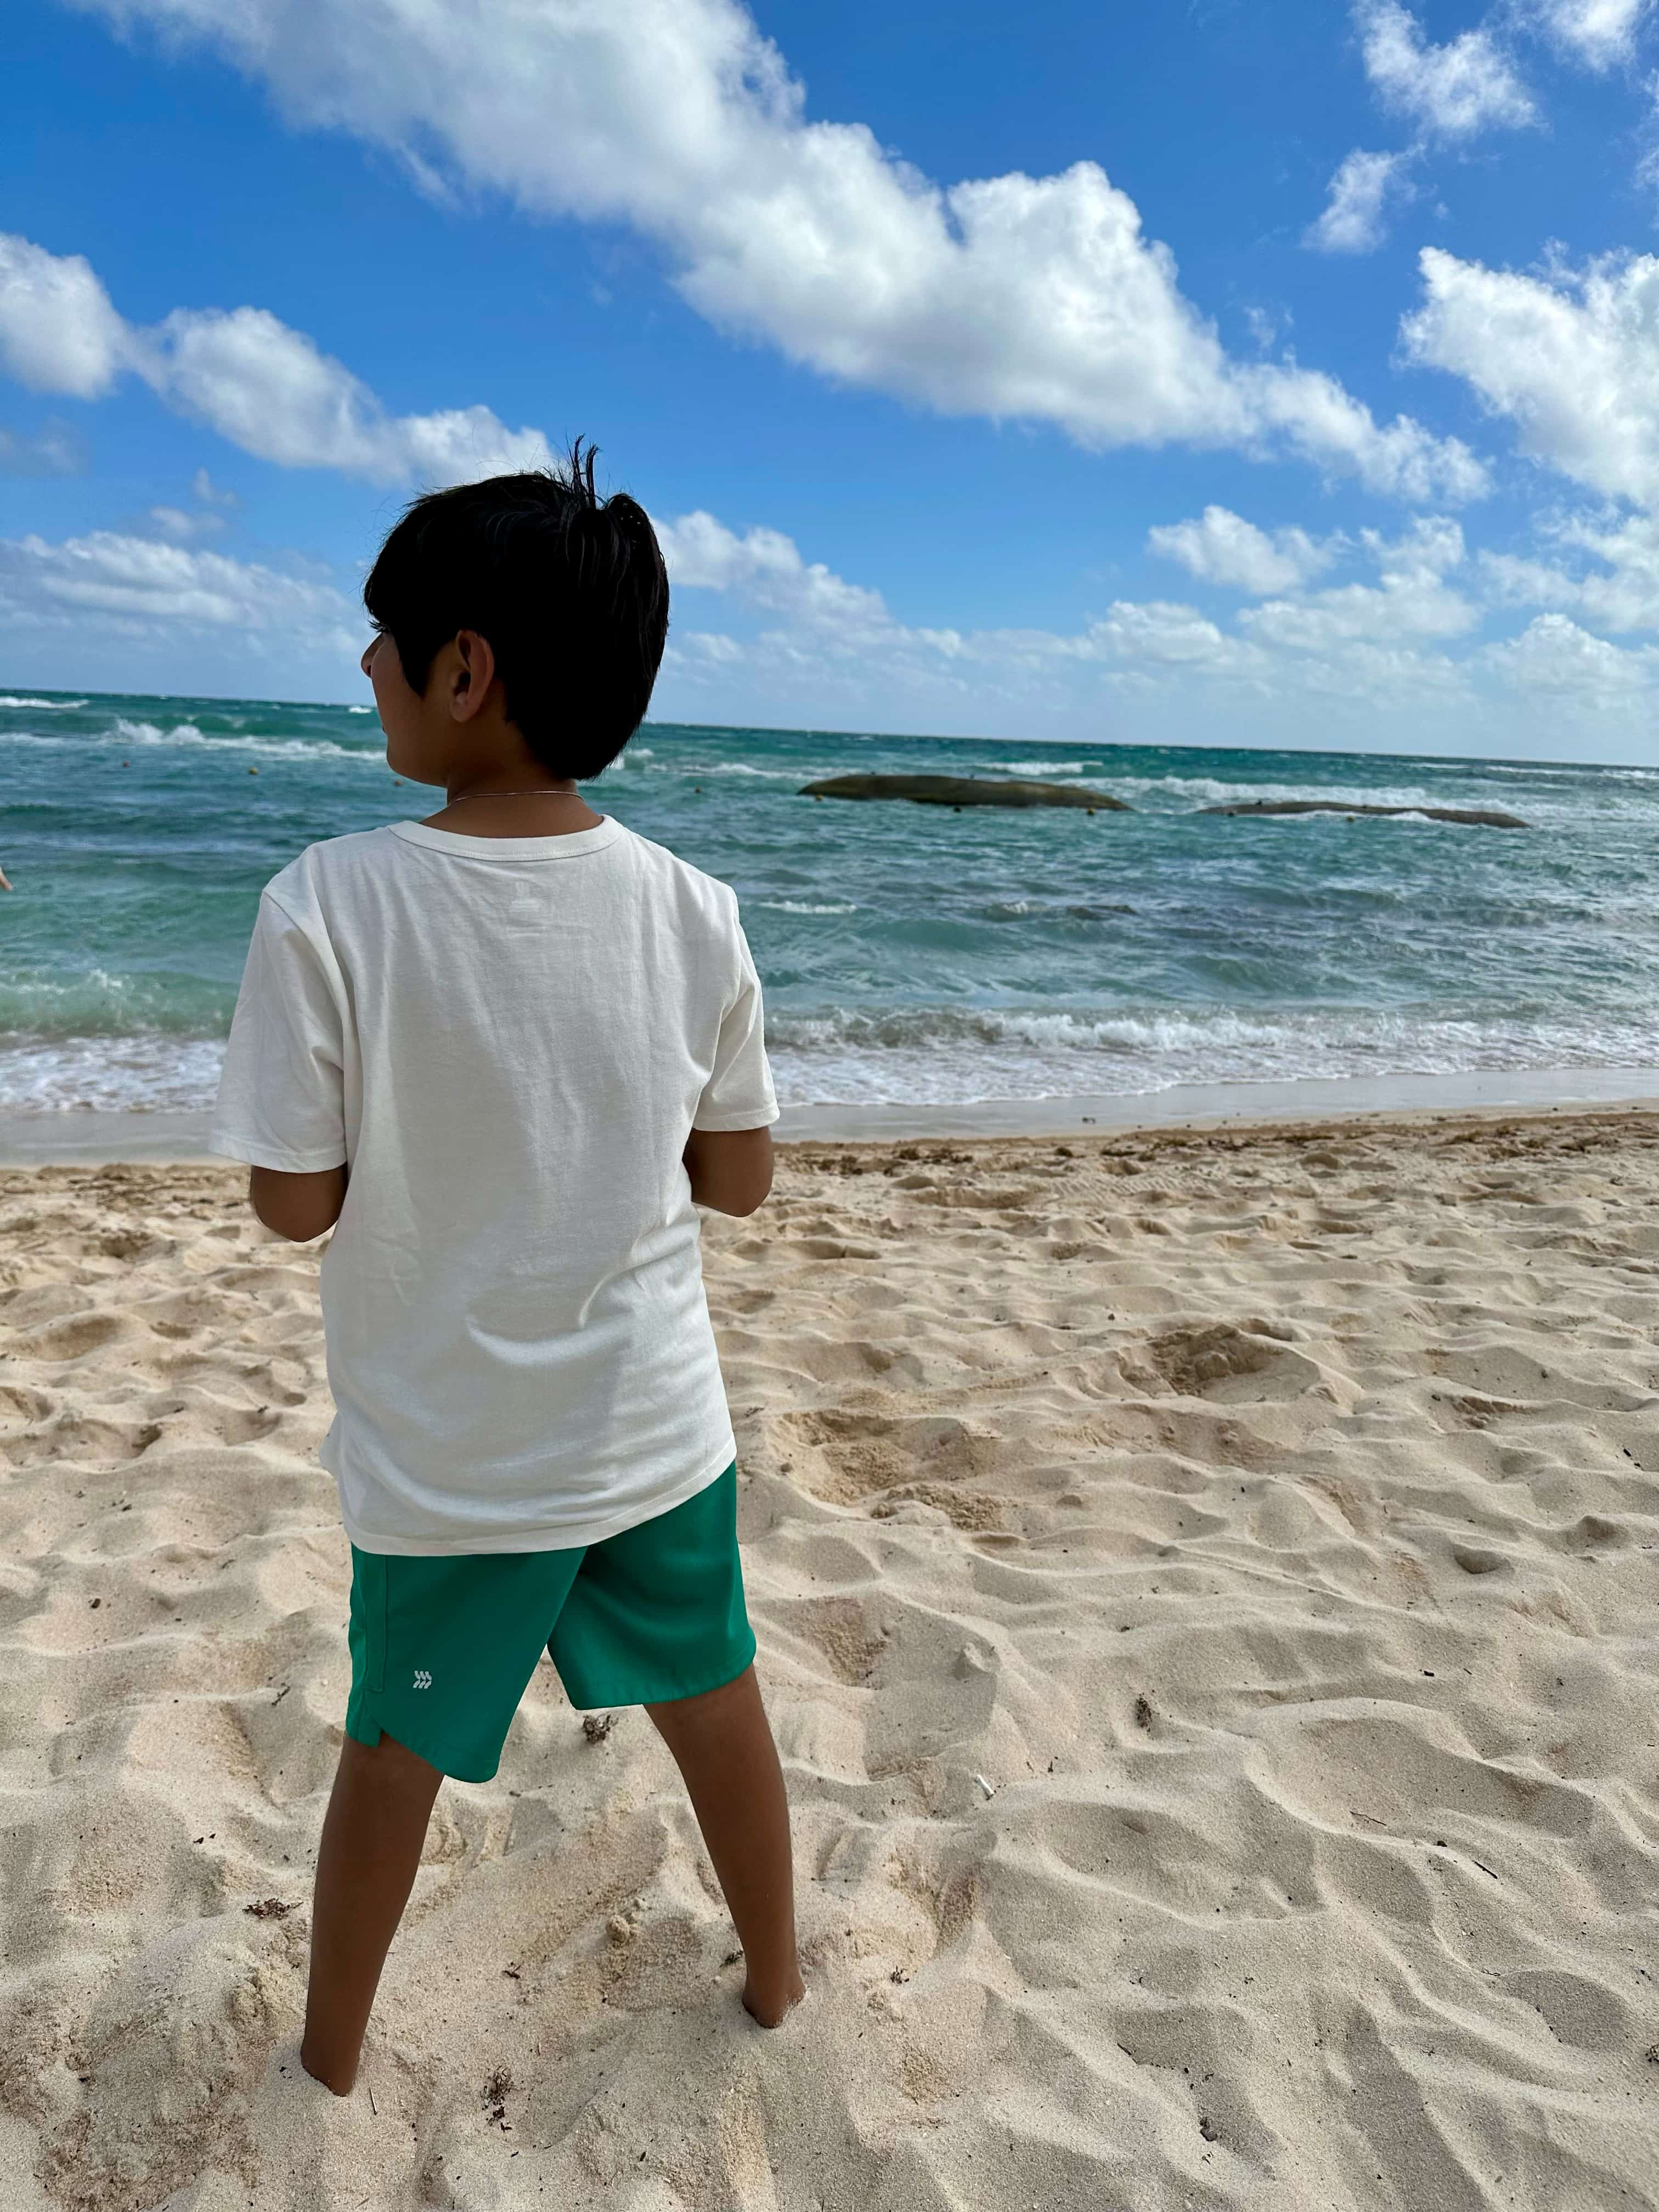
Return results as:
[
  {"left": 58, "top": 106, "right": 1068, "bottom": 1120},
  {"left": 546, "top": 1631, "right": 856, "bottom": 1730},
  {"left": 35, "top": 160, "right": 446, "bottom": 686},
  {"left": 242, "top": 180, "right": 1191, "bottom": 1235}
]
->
[{"left": 444, "top": 787, "right": 579, "bottom": 803}]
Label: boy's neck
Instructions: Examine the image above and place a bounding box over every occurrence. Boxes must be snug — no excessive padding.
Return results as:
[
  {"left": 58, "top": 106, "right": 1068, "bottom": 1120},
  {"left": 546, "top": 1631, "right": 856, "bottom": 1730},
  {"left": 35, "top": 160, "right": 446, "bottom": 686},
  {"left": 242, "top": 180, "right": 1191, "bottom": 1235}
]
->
[{"left": 421, "top": 777, "right": 605, "bottom": 839}]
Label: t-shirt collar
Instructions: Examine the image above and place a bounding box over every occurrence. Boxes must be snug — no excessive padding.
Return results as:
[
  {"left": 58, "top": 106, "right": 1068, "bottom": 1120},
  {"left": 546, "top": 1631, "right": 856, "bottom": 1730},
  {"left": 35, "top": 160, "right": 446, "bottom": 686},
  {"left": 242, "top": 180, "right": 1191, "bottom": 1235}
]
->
[{"left": 388, "top": 817, "right": 622, "bottom": 861}]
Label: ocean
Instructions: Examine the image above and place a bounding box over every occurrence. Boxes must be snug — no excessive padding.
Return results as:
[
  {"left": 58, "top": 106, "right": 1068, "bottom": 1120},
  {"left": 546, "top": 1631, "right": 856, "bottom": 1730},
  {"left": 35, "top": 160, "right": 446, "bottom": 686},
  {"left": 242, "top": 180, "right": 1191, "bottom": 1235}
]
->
[{"left": 3, "top": 688, "right": 1658, "bottom": 1122}]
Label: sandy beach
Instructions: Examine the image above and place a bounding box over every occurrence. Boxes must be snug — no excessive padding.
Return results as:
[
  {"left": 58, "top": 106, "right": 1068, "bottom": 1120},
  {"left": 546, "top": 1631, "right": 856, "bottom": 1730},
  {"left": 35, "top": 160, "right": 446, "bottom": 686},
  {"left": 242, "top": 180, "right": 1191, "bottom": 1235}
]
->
[{"left": 3, "top": 1109, "right": 1657, "bottom": 2210}]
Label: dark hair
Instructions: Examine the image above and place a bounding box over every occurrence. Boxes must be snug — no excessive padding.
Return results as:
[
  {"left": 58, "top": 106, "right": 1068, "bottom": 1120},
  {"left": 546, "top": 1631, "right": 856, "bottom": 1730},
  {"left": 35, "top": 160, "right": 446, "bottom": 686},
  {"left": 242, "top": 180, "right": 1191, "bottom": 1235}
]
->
[{"left": 363, "top": 441, "right": 669, "bottom": 778}]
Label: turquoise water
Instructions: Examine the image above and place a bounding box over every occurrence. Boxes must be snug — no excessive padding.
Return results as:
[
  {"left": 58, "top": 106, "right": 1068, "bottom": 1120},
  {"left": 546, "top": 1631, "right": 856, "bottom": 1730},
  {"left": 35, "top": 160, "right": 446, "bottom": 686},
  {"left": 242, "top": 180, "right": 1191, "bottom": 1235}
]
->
[{"left": 3, "top": 687, "right": 1658, "bottom": 1114}]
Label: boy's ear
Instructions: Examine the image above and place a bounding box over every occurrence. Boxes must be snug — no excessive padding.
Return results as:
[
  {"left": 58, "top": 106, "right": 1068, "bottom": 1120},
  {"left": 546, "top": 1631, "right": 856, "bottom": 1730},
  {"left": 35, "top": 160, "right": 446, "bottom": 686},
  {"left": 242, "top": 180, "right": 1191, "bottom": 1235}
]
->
[{"left": 450, "top": 629, "right": 498, "bottom": 722}]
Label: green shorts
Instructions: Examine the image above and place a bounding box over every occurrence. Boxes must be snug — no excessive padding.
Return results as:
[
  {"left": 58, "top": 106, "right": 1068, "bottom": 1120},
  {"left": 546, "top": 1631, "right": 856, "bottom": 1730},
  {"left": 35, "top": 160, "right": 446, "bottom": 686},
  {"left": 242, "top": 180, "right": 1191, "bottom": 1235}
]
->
[{"left": 343, "top": 1462, "right": 754, "bottom": 1783}]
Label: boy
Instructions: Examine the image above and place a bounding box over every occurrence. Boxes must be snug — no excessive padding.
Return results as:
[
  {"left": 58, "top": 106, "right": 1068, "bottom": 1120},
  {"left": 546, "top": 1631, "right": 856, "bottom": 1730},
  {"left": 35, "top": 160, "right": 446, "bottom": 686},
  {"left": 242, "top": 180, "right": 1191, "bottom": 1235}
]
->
[{"left": 210, "top": 448, "right": 803, "bottom": 2098}]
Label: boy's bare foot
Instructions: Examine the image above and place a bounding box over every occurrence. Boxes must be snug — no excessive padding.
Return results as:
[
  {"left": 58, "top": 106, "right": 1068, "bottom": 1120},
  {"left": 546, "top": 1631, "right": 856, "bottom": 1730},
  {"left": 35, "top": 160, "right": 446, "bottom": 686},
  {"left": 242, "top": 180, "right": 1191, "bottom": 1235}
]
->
[{"left": 742, "top": 1971, "right": 806, "bottom": 2028}]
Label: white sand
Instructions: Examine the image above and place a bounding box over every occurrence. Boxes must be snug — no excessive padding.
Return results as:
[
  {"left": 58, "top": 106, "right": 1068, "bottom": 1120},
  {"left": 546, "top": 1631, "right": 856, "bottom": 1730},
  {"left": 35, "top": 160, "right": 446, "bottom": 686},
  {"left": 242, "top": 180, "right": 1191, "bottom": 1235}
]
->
[{"left": 2, "top": 1114, "right": 1657, "bottom": 2209}]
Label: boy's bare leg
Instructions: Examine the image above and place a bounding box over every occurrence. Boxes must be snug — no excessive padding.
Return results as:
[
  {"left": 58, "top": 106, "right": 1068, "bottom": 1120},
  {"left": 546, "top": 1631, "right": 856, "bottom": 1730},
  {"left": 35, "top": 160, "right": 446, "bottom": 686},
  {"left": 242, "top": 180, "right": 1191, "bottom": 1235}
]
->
[
  {"left": 300, "top": 1731, "right": 444, "bottom": 2095},
  {"left": 645, "top": 1665, "right": 804, "bottom": 2025}
]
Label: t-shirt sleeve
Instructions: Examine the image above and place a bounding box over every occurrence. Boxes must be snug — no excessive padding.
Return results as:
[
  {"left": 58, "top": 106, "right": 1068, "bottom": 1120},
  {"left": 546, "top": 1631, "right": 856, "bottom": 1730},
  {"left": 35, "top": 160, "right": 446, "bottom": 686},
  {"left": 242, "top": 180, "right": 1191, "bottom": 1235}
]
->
[
  {"left": 692, "top": 915, "right": 780, "bottom": 1132},
  {"left": 208, "top": 889, "right": 349, "bottom": 1172}
]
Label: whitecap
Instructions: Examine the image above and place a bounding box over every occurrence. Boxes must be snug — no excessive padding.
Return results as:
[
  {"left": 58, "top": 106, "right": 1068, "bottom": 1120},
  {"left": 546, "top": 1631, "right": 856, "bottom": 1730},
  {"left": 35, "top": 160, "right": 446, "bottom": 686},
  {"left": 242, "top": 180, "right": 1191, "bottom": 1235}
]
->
[
  {"left": 758, "top": 900, "right": 859, "bottom": 915},
  {"left": 761, "top": 1000, "right": 1659, "bottom": 1108},
  {"left": 979, "top": 759, "right": 1094, "bottom": 777},
  {"left": 0, "top": 1032, "right": 227, "bottom": 1115},
  {"left": 1104, "top": 773, "right": 1442, "bottom": 812},
  {"left": 109, "top": 717, "right": 382, "bottom": 765},
  {"left": 676, "top": 761, "right": 802, "bottom": 779}
]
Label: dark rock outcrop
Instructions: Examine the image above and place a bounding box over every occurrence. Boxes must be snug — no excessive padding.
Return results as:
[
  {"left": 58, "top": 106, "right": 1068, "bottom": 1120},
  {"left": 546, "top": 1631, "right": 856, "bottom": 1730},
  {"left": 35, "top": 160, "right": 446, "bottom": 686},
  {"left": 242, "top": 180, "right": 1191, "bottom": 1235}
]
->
[
  {"left": 1200, "top": 799, "right": 1527, "bottom": 830},
  {"left": 800, "top": 774, "right": 1130, "bottom": 811}
]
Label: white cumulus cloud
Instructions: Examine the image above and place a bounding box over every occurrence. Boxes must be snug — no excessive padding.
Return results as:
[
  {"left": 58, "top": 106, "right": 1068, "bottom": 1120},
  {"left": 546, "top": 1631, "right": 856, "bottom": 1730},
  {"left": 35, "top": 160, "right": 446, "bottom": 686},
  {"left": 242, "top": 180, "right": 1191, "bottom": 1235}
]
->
[
  {"left": 0, "top": 234, "right": 129, "bottom": 397},
  {"left": 59, "top": 0, "right": 1486, "bottom": 501},
  {"left": 654, "top": 510, "right": 892, "bottom": 636},
  {"left": 1480, "top": 509, "right": 1659, "bottom": 630},
  {"left": 0, "top": 233, "right": 552, "bottom": 486},
  {"left": 1358, "top": 1, "right": 1537, "bottom": 137},
  {"left": 1148, "top": 506, "right": 1343, "bottom": 594},
  {"left": 1085, "top": 600, "right": 1266, "bottom": 675},
  {"left": 1482, "top": 611, "right": 1659, "bottom": 692},
  {"left": 1404, "top": 245, "right": 1659, "bottom": 506},
  {"left": 1307, "top": 149, "right": 1416, "bottom": 255},
  {"left": 1524, "top": 0, "right": 1651, "bottom": 67},
  {"left": 143, "top": 305, "right": 552, "bottom": 479},
  {"left": 1239, "top": 517, "right": 1475, "bottom": 649},
  {"left": 0, "top": 528, "right": 356, "bottom": 643}
]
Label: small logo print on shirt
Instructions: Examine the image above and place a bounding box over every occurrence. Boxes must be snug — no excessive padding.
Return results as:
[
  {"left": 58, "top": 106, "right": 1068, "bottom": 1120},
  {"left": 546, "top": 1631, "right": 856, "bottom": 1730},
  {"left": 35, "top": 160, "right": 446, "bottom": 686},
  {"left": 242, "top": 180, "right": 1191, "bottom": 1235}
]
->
[{"left": 413, "top": 1668, "right": 432, "bottom": 1689}]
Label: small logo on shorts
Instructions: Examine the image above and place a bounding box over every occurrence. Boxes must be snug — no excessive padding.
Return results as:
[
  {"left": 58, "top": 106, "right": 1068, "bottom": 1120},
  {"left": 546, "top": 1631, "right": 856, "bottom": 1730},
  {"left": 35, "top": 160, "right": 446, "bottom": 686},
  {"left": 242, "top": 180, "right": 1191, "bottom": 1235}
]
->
[{"left": 413, "top": 1668, "right": 432, "bottom": 1689}]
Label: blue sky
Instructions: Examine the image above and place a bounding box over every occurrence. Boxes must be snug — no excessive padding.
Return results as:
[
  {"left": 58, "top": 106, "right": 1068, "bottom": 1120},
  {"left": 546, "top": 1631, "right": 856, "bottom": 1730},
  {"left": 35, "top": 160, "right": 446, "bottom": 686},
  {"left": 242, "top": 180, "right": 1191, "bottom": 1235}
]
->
[{"left": 4, "top": 0, "right": 1659, "bottom": 757}]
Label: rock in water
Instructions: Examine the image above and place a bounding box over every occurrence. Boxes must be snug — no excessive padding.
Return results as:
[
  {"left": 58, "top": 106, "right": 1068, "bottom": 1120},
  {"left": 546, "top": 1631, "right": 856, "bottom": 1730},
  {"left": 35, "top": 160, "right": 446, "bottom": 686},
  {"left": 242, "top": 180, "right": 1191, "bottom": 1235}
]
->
[
  {"left": 1200, "top": 799, "right": 1528, "bottom": 830},
  {"left": 799, "top": 774, "right": 1130, "bottom": 811}
]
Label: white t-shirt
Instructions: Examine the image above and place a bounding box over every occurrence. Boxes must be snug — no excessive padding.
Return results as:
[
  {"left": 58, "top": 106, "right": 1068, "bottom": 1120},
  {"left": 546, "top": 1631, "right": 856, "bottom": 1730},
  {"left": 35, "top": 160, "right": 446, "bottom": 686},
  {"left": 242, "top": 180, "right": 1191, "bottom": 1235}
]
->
[{"left": 209, "top": 817, "right": 778, "bottom": 1556}]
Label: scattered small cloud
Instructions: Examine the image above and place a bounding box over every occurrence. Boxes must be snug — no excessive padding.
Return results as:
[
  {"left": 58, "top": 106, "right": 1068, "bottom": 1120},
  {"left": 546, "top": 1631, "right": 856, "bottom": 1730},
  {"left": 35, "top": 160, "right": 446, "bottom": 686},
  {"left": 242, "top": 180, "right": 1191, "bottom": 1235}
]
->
[
  {"left": 657, "top": 510, "right": 898, "bottom": 637},
  {"left": 678, "top": 630, "right": 744, "bottom": 664},
  {"left": 1239, "top": 517, "right": 1475, "bottom": 647},
  {"left": 0, "top": 417, "right": 87, "bottom": 476},
  {"left": 661, "top": 502, "right": 1505, "bottom": 716},
  {"left": 1305, "top": 6, "right": 1544, "bottom": 259},
  {"left": 1358, "top": 1, "right": 1537, "bottom": 139},
  {"left": 9, "top": 489, "right": 1656, "bottom": 746},
  {"left": 191, "top": 466, "right": 239, "bottom": 507},
  {"left": 1242, "top": 303, "right": 1286, "bottom": 353},
  {"left": 1521, "top": 0, "right": 1651, "bottom": 70},
  {"left": 1306, "top": 148, "right": 1418, "bottom": 254},
  {"left": 146, "top": 504, "right": 225, "bottom": 539},
  {"left": 1480, "top": 506, "right": 1659, "bottom": 629},
  {"left": 1148, "top": 506, "right": 1344, "bottom": 594},
  {"left": 0, "top": 527, "right": 357, "bottom": 650}
]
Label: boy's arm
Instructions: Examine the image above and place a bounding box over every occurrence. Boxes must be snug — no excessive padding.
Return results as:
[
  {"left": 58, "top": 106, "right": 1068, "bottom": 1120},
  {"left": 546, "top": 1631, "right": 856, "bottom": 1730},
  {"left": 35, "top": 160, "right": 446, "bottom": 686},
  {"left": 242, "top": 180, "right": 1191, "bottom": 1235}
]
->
[
  {"left": 249, "top": 1164, "right": 348, "bottom": 1243},
  {"left": 684, "top": 1127, "right": 773, "bottom": 1217}
]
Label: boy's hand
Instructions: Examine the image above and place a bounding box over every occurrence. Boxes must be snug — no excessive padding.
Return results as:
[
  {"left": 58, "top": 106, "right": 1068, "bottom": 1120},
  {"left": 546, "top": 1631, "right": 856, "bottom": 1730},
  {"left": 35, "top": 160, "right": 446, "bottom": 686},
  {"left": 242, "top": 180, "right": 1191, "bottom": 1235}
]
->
[
  {"left": 683, "top": 1127, "right": 773, "bottom": 1217},
  {"left": 249, "top": 1164, "right": 348, "bottom": 1242}
]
